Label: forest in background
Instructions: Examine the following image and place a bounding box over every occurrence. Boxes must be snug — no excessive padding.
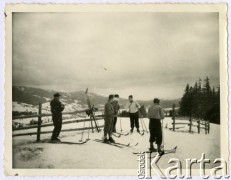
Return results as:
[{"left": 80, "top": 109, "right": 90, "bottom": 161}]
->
[{"left": 179, "top": 77, "right": 220, "bottom": 124}]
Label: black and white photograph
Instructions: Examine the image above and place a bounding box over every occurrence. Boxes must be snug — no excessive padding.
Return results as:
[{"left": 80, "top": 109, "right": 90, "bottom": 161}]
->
[{"left": 4, "top": 3, "right": 228, "bottom": 177}]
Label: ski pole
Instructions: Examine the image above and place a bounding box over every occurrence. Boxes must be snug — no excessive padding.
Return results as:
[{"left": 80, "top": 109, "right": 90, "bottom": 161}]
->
[
  {"left": 140, "top": 117, "right": 145, "bottom": 133},
  {"left": 94, "top": 116, "right": 101, "bottom": 132},
  {"left": 87, "top": 121, "right": 90, "bottom": 140},
  {"left": 161, "top": 119, "right": 164, "bottom": 150},
  {"left": 119, "top": 116, "right": 123, "bottom": 132},
  {"left": 141, "top": 118, "right": 149, "bottom": 133},
  {"left": 79, "top": 121, "right": 86, "bottom": 142}
]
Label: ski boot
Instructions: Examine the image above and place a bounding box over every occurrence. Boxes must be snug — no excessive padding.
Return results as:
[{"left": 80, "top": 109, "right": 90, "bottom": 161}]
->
[
  {"left": 149, "top": 143, "right": 157, "bottom": 152},
  {"left": 108, "top": 137, "right": 115, "bottom": 143},
  {"left": 137, "top": 128, "right": 140, "bottom": 133},
  {"left": 130, "top": 128, "right": 134, "bottom": 133},
  {"left": 157, "top": 144, "right": 164, "bottom": 156},
  {"left": 56, "top": 138, "right": 61, "bottom": 142},
  {"left": 158, "top": 150, "right": 164, "bottom": 156},
  {"left": 102, "top": 136, "right": 109, "bottom": 143}
]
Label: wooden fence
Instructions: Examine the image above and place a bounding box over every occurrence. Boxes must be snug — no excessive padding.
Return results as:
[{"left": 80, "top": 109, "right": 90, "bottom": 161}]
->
[
  {"left": 171, "top": 104, "right": 210, "bottom": 134},
  {"left": 13, "top": 103, "right": 104, "bottom": 141}
]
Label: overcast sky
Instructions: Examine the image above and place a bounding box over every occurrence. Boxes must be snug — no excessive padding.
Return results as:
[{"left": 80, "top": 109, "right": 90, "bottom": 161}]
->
[{"left": 12, "top": 12, "right": 219, "bottom": 100}]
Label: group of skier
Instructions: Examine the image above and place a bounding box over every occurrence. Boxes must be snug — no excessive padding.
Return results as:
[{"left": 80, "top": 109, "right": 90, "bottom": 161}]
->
[
  {"left": 103, "top": 94, "right": 165, "bottom": 153},
  {"left": 50, "top": 92, "right": 165, "bottom": 153}
]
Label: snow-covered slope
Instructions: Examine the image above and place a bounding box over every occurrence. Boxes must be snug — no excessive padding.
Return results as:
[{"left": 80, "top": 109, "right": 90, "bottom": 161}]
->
[
  {"left": 13, "top": 117, "right": 220, "bottom": 173},
  {"left": 12, "top": 86, "right": 180, "bottom": 112},
  {"left": 13, "top": 102, "right": 38, "bottom": 113}
]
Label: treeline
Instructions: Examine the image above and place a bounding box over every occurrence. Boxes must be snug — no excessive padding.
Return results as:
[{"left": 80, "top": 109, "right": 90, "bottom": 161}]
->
[{"left": 179, "top": 77, "right": 220, "bottom": 124}]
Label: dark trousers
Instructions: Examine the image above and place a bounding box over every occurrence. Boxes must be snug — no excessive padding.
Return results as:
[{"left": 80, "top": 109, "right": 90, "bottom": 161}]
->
[
  {"left": 104, "top": 116, "right": 113, "bottom": 136},
  {"left": 149, "top": 119, "right": 162, "bottom": 145},
  {"left": 113, "top": 117, "right": 117, "bottom": 131},
  {"left": 51, "top": 114, "right": 62, "bottom": 140},
  {"left": 130, "top": 111, "right": 139, "bottom": 129}
]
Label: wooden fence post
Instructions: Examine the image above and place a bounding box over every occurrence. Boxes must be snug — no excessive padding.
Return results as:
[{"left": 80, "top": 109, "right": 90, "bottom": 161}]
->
[
  {"left": 172, "top": 104, "right": 175, "bottom": 131},
  {"left": 37, "top": 103, "right": 42, "bottom": 142},
  {"left": 205, "top": 121, "right": 207, "bottom": 134},
  {"left": 207, "top": 120, "right": 210, "bottom": 134},
  {"left": 198, "top": 119, "right": 201, "bottom": 134},
  {"left": 189, "top": 116, "right": 192, "bottom": 133}
]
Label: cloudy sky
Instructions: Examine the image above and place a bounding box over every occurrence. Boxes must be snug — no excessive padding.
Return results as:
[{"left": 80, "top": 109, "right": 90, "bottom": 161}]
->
[{"left": 13, "top": 12, "right": 219, "bottom": 100}]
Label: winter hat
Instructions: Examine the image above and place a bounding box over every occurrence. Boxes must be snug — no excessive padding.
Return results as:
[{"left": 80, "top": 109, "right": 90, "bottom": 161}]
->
[{"left": 54, "top": 93, "right": 61, "bottom": 97}]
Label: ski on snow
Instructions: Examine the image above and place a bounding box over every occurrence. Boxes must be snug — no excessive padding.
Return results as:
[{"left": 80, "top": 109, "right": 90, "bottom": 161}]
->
[
  {"left": 137, "top": 132, "right": 145, "bottom": 136},
  {"left": 114, "top": 132, "right": 130, "bottom": 136},
  {"left": 94, "top": 139, "right": 138, "bottom": 148},
  {"left": 39, "top": 139, "right": 89, "bottom": 145},
  {"left": 94, "top": 139, "right": 123, "bottom": 148},
  {"left": 112, "top": 132, "right": 130, "bottom": 138},
  {"left": 53, "top": 140, "right": 89, "bottom": 145},
  {"left": 93, "top": 139, "right": 124, "bottom": 148},
  {"left": 130, "top": 131, "right": 145, "bottom": 136},
  {"left": 133, "top": 146, "right": 177, "bottom": 156},
  {"left": 112, "top": 133, "right": 121, "bottom": 138}
]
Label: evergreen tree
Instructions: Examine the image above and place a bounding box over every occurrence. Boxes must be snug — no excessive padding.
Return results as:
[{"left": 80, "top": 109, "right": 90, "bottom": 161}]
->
[
  {"left": 179, "top": 77, "right": 220, "bottom": 124},
  {"left": 179, "top": 84, "right": 193, "bottom": 116}
]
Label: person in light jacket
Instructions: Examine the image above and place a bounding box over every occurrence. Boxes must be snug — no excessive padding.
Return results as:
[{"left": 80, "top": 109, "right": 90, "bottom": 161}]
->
[
  {"left": 148, "top": 98, "right": 165, "bottom": 153},
  {"left": 127, "top": 95, "right": 140, "bottom": 133}
]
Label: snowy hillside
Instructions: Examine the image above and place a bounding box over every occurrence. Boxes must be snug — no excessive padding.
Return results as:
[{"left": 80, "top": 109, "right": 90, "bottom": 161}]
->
[
  {"left": 13, "top": 102, "right": 38, "bottom": 113},
  {"left": 13, "top": 117, "right": 220, "bottom": 174},
  {"left": 12, "top": 86, "right": 180, "bottom": 113}
]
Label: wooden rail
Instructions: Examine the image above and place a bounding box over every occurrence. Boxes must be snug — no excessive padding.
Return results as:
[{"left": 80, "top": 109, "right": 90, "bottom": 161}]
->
[
  {"left": 13, "top": 125, "right": 104, "bottom": 137},
  {"left": 13, "top": 109, "right": 89, "bottom": 120},
  {"left": 13, "top": 117, "right": 103, "bottom": 131},
  {"left": 171, "top": 104, "right": 210, "bottom": 134},
  {"left": 12, "top": 103, "right": 103, "bottom": 141}
]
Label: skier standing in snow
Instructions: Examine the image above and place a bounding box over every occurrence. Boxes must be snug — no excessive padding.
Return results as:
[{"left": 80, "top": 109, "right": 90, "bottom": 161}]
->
[
  {"left": 50, "top": 93, "right": 65, "bottom": 142},
  {"left": 148, "top": 98, "right": 165, "bottom": 153},
  {"left": 103, "top": 94, "right": 115, "bottom": 143},
  {"left": 127, "top": 95, "right": 141, "bottom": 133},
  {"left": 112, "top": 94, "right": 120, "bottom": 132}
]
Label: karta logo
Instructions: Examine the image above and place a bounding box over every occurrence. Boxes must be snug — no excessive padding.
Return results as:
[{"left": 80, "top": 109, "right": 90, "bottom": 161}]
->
[{"left": 137, "top": 153, "right": 230, "bottom": 179}]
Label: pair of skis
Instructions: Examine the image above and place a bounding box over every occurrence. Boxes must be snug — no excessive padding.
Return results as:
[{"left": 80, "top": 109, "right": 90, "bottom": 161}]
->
[
  {"left": 112, "top": 132, "right": 130, "bottom": 138},
  {"left": 130, "top": 130, "right": 145, "bottom": 136},
  {"left": 133, "top": 146, "right": 177, "bottom": 156},
  {"left": 112, "top": 131, "right": 145, "bottom": 138},
  {"left": 38, "top": 139, "right": 89, "bottom": 145},
  {"left": 94, "top": 139, "right": 138, "bottom": 149}
]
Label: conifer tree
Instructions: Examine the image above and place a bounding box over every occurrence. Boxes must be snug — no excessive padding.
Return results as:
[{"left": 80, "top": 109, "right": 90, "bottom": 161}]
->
[{"left": 179, "top": 77, "right": 220, "bottom": 124}]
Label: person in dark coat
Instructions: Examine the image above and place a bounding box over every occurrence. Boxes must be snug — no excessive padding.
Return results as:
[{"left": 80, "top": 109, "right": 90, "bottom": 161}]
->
[
  {"left": 111, "top": 94, "right": 120, "bottom": 132},
  {"left": 103, "top": 94, "right": 115, "bottom": 143},
  {"left": 50, "top": 93, "right": 65, "bottom": 142},
  {"left": 148, "top": 98, "right": 165, "bottom": 153}
]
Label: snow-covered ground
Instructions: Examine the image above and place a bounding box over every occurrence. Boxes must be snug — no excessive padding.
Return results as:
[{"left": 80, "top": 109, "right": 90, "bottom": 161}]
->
[
  {"left": 13, "top": 101, "right": 84, "bottom": 113},
  {"left": 12, "top": 117, "right": 220, "bottom": 171},
  {"left": 13, "top": 102, "right": 38, "bottom": 113}
]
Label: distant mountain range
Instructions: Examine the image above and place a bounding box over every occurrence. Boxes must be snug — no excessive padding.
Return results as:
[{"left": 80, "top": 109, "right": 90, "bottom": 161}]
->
[{"left": 12, "top": 86, "right": 180, "bottom": 110}]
